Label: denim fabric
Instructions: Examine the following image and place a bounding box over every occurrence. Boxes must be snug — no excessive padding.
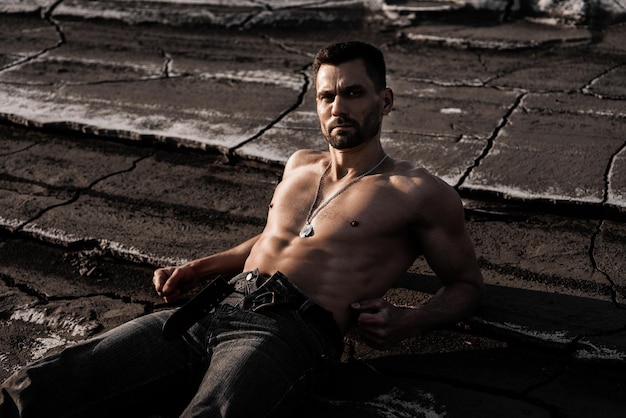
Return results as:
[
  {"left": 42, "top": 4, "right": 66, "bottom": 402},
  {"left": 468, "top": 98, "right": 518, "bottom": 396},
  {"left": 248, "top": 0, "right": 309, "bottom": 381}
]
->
[{"left": 0, "top": 271, "right": 341, "bottom": 418}]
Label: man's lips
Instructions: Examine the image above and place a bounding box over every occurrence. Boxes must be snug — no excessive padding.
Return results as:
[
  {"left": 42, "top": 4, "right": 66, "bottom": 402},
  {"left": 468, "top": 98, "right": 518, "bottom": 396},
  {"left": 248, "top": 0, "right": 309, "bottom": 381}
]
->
[{"left": 331, "top": 124, "right": 355, "bottom": 131}]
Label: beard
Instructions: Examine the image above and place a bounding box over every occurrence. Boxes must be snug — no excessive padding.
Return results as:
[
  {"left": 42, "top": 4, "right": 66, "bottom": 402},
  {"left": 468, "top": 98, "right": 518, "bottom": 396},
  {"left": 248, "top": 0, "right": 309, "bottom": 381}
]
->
[{"left": 322, "top": 108, "right": 382, "bottom": 150}]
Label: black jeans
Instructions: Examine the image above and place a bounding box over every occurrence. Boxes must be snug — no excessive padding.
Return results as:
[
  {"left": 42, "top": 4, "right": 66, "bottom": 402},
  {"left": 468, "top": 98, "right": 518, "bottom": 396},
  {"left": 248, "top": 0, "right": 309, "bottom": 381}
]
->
[{"left": 1, "top": 270, "right": 342, "bottom": 418}]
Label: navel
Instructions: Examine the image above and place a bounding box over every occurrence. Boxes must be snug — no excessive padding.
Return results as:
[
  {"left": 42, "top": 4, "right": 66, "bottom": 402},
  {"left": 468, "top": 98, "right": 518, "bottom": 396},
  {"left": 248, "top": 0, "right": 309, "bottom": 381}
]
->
[{"left": 350, "top": 220, "right": 359, "bottom": 228}]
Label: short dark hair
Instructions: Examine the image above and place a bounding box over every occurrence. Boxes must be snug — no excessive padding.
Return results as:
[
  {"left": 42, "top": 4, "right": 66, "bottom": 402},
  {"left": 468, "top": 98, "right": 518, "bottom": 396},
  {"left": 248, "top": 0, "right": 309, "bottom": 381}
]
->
[{"left": 313, "top": 41, "right": 387, "bottom": 92}]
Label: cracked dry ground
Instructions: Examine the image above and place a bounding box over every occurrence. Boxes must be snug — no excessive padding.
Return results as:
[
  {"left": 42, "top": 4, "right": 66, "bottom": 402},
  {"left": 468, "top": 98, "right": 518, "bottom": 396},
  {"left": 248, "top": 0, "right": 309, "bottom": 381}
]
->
[{"left": 1, "top": 8, "right": 626, "bottom": 417}]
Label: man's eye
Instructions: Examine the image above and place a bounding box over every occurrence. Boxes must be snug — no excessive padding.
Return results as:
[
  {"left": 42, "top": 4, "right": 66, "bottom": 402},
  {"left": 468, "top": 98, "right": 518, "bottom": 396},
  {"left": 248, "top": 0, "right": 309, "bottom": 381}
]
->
[
  {"left": 319, "top": 94, "right": 334, "bottom": 102},
  {"left": 347, "top": 89, "right": 362, "bottom": 97}
]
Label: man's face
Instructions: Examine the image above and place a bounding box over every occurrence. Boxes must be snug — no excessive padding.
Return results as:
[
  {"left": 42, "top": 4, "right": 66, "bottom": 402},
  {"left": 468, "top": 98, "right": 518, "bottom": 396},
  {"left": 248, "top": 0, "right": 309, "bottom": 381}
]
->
[{"left": 315, "top": 59, "right": 387, "bottom": 150}]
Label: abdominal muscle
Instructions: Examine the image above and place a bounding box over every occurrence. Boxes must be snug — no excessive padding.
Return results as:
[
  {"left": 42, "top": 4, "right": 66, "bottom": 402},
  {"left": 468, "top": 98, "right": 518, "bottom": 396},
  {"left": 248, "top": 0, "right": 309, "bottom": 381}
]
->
[{"left": 243, "top": 222, "right": 416, "bottom": 333}]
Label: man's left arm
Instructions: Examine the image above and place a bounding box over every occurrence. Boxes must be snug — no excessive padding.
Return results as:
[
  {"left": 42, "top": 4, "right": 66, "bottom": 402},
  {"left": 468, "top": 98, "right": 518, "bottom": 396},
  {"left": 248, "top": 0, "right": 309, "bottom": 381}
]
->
[{"left": 353, "top": 179, "right": 484, "bottom": 350}]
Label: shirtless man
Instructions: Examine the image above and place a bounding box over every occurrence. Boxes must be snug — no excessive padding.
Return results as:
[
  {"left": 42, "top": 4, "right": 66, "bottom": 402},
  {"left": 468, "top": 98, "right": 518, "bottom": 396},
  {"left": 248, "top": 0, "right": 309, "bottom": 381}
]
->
[
  {"left": 1, "top": 41, "right": 483, "bottom": 418},
  {"left": 155, "top": 41, "right": 483, "bottom": 347}
]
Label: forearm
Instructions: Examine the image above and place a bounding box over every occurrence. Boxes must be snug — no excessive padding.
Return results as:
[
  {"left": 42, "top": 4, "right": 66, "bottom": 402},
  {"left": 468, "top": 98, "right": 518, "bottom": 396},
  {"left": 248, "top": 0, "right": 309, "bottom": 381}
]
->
[
  {"left": 185, "top": 235, "right": 261, "bottom": 281},
  {"left": 406, "top": 279, "right": 484, "bottom": 336}
]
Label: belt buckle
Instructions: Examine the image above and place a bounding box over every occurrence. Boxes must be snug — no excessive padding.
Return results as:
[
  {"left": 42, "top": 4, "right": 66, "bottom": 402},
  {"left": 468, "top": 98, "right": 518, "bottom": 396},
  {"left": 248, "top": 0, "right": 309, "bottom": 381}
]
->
[{"left": 251, "top": 291, "right": 276, "bottom": 312}]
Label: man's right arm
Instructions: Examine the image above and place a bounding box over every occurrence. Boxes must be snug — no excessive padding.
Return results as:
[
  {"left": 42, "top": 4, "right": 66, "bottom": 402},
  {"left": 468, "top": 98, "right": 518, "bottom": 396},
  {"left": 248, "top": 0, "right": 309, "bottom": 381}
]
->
[
  {"left": 153, "top": 234, "right": 261, "bottom": 303},
  {"left": 153, "top": 149, "right": 322, "bottom": 303}
]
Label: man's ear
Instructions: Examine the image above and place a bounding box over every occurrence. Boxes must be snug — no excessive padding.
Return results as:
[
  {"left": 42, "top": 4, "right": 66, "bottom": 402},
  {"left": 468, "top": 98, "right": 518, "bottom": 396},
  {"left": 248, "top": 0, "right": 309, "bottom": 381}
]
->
[{"left": 382, "top": 88, "right": 394, "bottom": 115}]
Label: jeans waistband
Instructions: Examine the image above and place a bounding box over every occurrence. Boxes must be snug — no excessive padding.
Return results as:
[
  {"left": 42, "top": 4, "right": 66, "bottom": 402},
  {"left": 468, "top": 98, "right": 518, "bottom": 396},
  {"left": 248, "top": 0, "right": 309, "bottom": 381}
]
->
[
  {"left": 239, "top": 270, "right": 343, "bottom": 356},
  {"left": 241, "top": 271, "right": 307, "bottom": 311}
]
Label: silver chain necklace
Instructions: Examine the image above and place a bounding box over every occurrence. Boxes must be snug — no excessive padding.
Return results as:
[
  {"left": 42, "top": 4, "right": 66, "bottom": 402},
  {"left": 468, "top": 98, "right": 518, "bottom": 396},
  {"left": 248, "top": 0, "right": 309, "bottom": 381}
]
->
[{"left": 299, "top": 154, "right": 389, "bottom": 238}]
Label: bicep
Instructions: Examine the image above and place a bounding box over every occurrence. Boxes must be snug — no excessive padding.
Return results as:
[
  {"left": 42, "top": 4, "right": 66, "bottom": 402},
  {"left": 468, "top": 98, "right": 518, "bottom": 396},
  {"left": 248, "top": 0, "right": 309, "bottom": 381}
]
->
[
  {"left": 421, "top": 222, "right": 481, "bottom": 285},
  {"left": 415, "top": 188, "right": 482, "bottom": 287}
]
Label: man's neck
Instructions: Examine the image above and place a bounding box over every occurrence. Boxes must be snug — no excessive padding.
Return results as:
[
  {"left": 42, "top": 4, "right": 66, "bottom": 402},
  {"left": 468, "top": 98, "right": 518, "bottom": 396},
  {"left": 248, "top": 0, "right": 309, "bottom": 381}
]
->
[{"left": 327, "top": 141, "right": 387, "bottom": 180}]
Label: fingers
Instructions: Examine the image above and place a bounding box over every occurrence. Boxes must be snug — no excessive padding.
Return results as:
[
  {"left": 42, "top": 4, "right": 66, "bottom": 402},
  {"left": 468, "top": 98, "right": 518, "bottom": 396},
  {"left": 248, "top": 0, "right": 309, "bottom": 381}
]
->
[
  {"left": 152, "top": 268, "right": 169, "bottom": 294},
  {"left": 152, "top": 267, "right": 180, "bottom": 303},
  {"left": 350, "top": 299, "right": 405, "bottom": 350},
  {"left": 351, "top": 297, "right": 389, "bottom": 313},
  {"left": 357, "top": 322, "right": 393, "bottom": 350},
  {"left": 355, "top": 305, "right": 391, "bottom": 328}
]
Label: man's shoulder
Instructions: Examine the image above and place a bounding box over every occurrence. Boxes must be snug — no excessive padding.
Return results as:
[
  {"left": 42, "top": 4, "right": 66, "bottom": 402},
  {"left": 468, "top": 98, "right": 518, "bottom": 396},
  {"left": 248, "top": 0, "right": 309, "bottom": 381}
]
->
[
  {"left": 389, "top": 159, "right": 443, "bottom": 192},
  {"left": 284, "top": 149, "right": 327, "bottom": 172},
  {"left": 388, "top": 159, "right": 461, "bottom": 214}
]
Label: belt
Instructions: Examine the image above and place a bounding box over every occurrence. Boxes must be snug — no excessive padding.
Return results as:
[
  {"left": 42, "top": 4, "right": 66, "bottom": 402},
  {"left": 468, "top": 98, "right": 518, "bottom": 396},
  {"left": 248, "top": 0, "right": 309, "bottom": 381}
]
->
[
  {"left": 162, "top": 271, "right": 343, "bottom": 355},
  {"left": 162, "top": 276, "right": 234, "bottom": 340}
]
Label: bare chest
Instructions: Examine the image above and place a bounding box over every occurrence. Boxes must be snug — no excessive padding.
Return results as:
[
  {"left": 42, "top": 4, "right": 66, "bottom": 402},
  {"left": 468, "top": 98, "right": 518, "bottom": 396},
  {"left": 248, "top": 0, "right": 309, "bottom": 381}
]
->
[{"left": 268, "top": 174, "right": 413, "bottom": 242}]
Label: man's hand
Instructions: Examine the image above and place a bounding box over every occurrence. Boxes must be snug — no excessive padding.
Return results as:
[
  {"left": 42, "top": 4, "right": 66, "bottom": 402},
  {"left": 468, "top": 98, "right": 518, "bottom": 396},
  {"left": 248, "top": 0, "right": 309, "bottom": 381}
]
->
[
  {"left": 351, "top": 298, "right": 417, "bottom": 350},
  {"left": 152, "top": 265, "right": 201, "bottom": 304}
]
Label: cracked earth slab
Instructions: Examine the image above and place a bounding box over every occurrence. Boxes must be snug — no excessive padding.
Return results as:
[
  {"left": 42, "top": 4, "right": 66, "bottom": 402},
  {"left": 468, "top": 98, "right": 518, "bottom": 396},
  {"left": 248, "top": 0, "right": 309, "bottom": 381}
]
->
[
  {"left": 0, "top": 15, "right": 60, "bottom": 69},
  {"left": 0, "top": 125, "right": 277, "bottom": 264},
  {"left": 463, "top": 92, "right": 626, "bottom": 209},
  {"left": 0, "top": 237, "right": 153, "bottom": 379},
  {"left": 0, "top": 235, "right": 158, "bottom": 302},
  {"left": 0, "top": 128, "right": 152, "bottom": 190},
  {"left": 24, "top": 192, "right": 267, "bottom": 265},
  {"left": 353, "top": 314, "right": 626, "bottom": 417},
  {"left": 467, "top": 213, "right": 613, "bottom": 298}
]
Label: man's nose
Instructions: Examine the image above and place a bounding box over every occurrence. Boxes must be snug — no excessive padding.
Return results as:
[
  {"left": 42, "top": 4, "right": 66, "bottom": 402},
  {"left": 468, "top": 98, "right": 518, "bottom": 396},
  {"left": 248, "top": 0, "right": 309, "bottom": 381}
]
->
[{"left": 331, "top": 95, "right": 347, "bottom": 116}]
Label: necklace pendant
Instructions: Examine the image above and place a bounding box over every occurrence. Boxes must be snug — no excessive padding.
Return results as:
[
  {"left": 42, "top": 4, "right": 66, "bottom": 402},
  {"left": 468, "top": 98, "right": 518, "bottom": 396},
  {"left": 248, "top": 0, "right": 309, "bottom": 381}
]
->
[{"left": 299, "top": 223, "right": 314, "bottom": 238}]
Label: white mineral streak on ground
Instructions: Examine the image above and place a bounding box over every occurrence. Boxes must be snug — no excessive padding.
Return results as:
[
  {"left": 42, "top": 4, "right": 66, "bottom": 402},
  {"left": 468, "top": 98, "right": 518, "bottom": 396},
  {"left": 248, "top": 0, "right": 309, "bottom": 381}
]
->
[
  {"left": 7, "top": 221, "right": 186, "bottom": 265},
  {"left": 0, "top": 353, "right": 22, "bottom": 376},
  {"left": 30, "top": 334, "right": 71, "bottom": 361},
  {"left": 475, "top": 318, "right": 573, "bottom": 344},
  {"left": 607, "top": 144, "right": 626, "bottom": 208},
  {"left": 199, "top": 69, "right": 304, "bottom": 91},
  {"left": 129, "top": 0, "right": 256, "bottom": 4},
  {"left": 103, "top": 240, "right": 188, "bottom": 266},
  {"left": 576, "top": 109, "right": 626, "bottom": 119},
  {"left": 20, "top": 223, "right": 84, "bottom": 245},
  {"left": 440, "top": 108, "right": 464, "bottom": 114},
  {"left": 0, "top": 354, "right": 12, "bottom": 375},
  {"left": 326, "top": 387, "right": 446, "bottom": 418},
  {"left": 0, "top": 87, "right": 247, "bottom": 148},
  {"left": 0, "top": 217, "right": 24, "bottom": 230},
  {"left": 404, "top": 33, "right": 527, "bottom": 50},
  {"left": 466, "top": 0, "right": 598, "bottom": 20},
  {"left": 10, "top": 308, "right": 94, "bottom": 337},
  {"left": 575, "top": 340, "right": 626, "bottom": 362},
  {"left": 33, "top": 225, "right": 187, "bottom": 265},
  {"left": 369, "top": 389, "right": 445, "bottom": 418}
]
